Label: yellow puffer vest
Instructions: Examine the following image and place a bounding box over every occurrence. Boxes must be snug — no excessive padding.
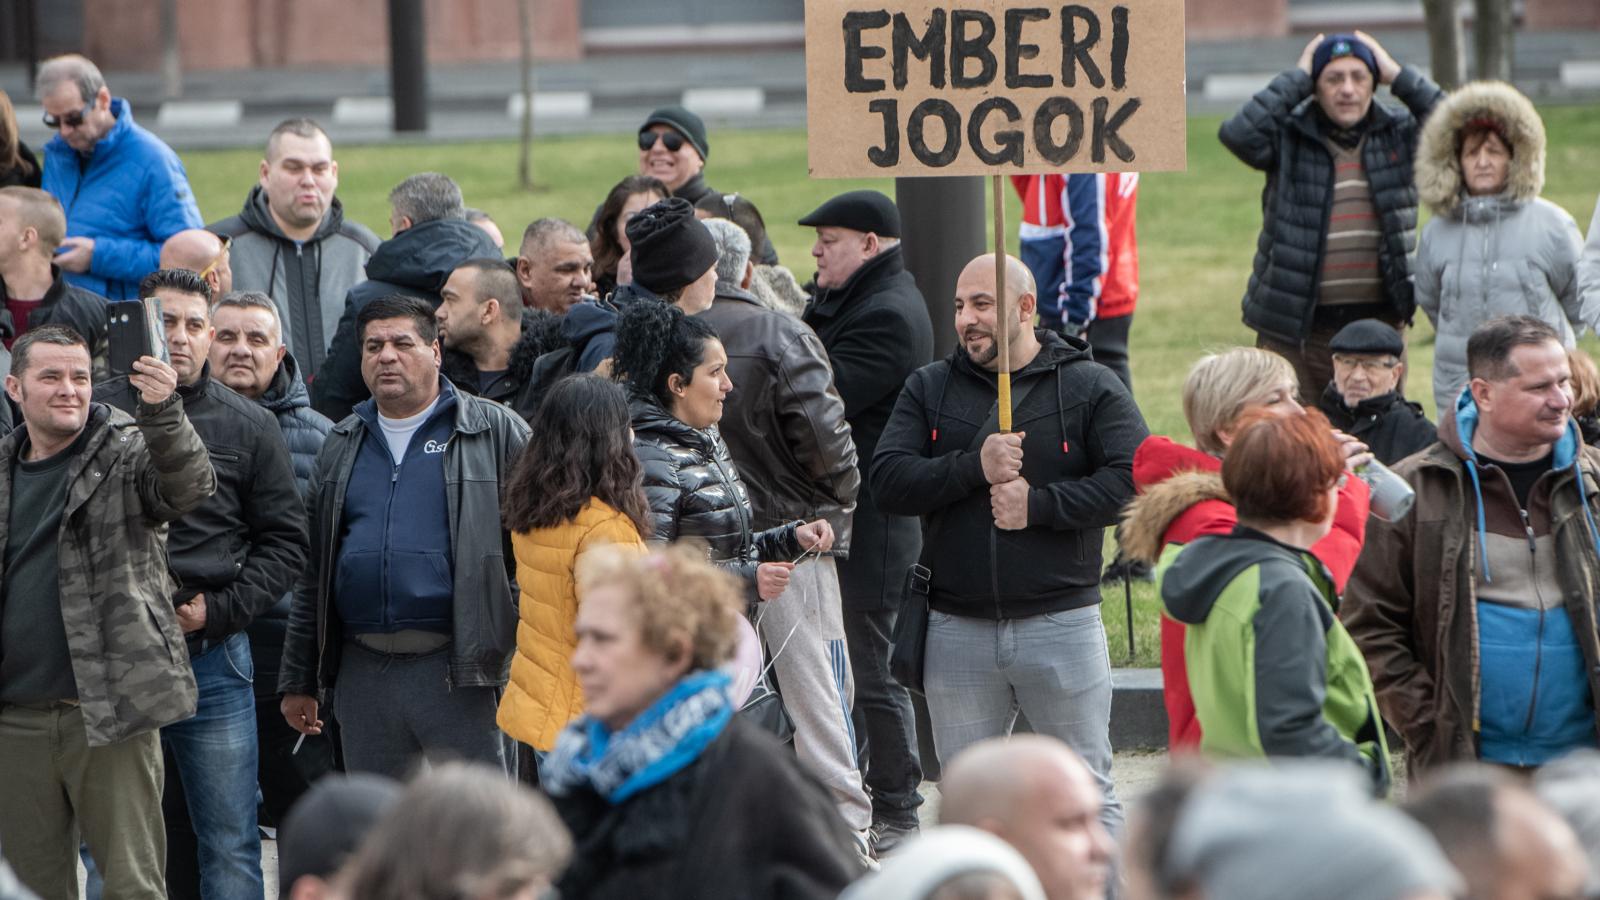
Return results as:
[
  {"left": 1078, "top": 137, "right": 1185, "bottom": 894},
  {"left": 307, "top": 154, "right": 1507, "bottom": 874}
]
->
[{"left": 496, "top": 498, "right": 645, "bottom": 751}]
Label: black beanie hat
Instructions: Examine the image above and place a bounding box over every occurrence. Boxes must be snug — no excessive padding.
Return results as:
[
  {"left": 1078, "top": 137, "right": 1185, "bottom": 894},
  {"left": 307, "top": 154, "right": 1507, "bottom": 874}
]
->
[
  {"left": 640, "top": 106, "right": 710, "bottom": 161},
  {"left": 1329, "top": 318, "right": 1405, "bottom": 358},
  {"left": 626, "top": 197, "right": 719, "bottom": 295},
  {"left": 799, "top": 190, "right": 902, "bottom": 239}
]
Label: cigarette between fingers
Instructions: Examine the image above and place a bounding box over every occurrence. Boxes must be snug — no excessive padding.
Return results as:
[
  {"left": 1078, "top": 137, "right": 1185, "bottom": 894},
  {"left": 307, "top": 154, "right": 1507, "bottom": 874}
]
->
[{"left": 293, "top": 733, "right": 306, "bottom": 755}]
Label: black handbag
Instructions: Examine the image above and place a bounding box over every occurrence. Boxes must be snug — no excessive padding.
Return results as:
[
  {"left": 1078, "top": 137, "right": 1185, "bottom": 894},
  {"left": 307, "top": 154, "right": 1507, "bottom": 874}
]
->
[{"left": 889, "top": 563, "right": 932, "bottom": 694}]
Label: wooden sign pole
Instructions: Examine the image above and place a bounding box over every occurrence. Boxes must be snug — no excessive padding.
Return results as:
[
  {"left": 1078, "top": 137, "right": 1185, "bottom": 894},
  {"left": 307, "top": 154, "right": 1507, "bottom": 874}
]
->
[{"left": 993, "top": 174, "right": 1012, "bottom": 433}]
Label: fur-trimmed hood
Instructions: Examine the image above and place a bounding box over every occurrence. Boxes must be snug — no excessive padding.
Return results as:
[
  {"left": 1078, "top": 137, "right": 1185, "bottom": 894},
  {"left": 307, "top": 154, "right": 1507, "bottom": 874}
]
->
[
  {"left": 1416, "top": 80, "right": 1545, "bottom": 218},
  {"left": 1121, "top": 469, "right": 1231, "bottom": 566}
]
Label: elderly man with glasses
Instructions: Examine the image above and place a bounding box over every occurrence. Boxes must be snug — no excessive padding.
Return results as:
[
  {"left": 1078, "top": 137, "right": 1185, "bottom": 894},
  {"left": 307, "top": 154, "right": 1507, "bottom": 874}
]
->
[
  {"left": 34, "top": 54, "right": 203, "bottom": 301},
  {"left": 1315, "top": 318, "right": 1436, "bottom": 464},
  {"left": 160, "top": 230, "right": 233, "bottom": 300}
]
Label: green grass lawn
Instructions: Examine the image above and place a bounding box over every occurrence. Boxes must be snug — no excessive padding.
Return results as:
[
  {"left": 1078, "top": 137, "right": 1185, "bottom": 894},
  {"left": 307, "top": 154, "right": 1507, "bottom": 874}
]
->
[{"left": 180, "top": 104, "right": 1600, "bottom": 667}]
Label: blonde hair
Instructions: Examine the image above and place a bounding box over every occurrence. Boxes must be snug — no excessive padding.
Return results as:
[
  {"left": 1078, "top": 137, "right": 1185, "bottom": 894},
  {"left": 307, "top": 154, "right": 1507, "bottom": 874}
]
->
[
  {"left": 1570, "top": 349, "right": 1600, "bottom": 419},
  {"left": 0, "top": 187, "right": 66, "bottom": 252},
  {"left": 576, "top": 542, "right": 743, "bottom": 671},
  {"left": 1182, "top": 348, "right": 1298, "bottom": 454}
]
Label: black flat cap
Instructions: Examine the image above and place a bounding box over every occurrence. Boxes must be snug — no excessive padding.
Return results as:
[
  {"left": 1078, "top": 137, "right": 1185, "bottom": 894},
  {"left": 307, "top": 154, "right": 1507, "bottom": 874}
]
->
[
  {"left": 799, "top": 190, "right": 901, "bottom": 239},
  {"left": 640, "top": 106, "right": 709, "bottom": 161},
  {"left": 1329, "top": 319, "right": 1406, "bottom": 357}
]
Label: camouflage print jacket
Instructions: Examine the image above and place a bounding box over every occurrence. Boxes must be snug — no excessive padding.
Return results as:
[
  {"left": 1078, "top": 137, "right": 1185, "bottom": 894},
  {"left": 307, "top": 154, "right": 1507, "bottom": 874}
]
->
[{"left": 0, "top": 398, "right": 216, "bottom": 746}]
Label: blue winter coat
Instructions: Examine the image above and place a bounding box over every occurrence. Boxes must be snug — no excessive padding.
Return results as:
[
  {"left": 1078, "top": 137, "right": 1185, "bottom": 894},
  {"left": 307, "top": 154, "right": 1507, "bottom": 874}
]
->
[{"left": 41, "top": 98, "right": 203, "bottom": 300}]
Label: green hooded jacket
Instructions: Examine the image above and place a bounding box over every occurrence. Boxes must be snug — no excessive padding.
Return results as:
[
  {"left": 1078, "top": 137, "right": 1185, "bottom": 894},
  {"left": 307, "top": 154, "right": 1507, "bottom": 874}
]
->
[{"left": 1159, "top": 526, "right": 1390, "bottom": 794}]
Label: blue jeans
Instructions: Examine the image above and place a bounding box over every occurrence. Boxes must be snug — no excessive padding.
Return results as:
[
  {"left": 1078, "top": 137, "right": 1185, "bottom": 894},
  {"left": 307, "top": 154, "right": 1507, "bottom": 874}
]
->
[
  {"left": 925, "top": 606, "right": 1123, "bottom": 840},
  {"left": 160, "top": 632, "right": 264, "bottom": 900}
]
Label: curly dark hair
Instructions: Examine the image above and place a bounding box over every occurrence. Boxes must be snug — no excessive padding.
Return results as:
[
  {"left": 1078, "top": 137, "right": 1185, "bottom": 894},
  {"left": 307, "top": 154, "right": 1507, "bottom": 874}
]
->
[
  {"left": 609, "top": 299, "right": 719, "bottom": 409},
  {"left": 501, "top": 374, "right": 651, "bottom": 535},
  {"left": 591, "top": 175, "right": 669, "bottom": 287}
]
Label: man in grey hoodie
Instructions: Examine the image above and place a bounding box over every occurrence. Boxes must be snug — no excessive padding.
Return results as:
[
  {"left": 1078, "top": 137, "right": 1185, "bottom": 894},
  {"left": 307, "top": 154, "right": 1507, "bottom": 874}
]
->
[{"left": 211, "top": 119, "right": 380, "bottom": 381}]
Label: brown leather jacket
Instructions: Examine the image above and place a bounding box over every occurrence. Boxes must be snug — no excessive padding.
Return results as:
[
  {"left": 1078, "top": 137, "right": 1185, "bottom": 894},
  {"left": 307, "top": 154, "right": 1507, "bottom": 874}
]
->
[
  {"left": 697, "top": 288, "right": 858, "bottom": 554},
  {"left": 1343, "top": 420, "right": 1600, "bottom": 776}
]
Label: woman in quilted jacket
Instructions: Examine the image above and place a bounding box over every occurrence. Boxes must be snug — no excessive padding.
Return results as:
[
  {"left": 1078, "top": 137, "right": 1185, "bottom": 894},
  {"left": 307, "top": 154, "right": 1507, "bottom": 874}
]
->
[
  {"left": 613, "top": 299, "right": 833, "bottom": 602},
  {"left": 497, "top": 374, "right": 650, "bottom": 756}
]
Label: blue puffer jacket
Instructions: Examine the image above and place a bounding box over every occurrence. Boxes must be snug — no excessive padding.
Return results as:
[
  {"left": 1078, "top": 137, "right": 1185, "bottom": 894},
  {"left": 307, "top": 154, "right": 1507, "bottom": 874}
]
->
[{"left": 41, "top": 98, "right": 203, "bottom": 300}]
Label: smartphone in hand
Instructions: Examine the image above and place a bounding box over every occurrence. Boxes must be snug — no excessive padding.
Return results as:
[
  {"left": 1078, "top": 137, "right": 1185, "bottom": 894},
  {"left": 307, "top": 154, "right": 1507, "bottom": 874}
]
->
[{"left": 107, "top": 298, "right": 168, "bottom": 378}]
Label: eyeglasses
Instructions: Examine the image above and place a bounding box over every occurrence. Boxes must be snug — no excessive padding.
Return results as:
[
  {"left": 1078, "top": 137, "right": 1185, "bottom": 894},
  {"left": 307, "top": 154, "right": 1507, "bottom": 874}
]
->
[
  {"left": 199, "top": 234, "right": 232, "bottom": 280},
  {"left": 637, "top": 129, "right": 685, "bottom": 153},
  {"left": 42, "top": 102, "right": 93, "bottom": 130},
  {"left": 1331, "top": 355, "right": 1400, "bottom": 374}
]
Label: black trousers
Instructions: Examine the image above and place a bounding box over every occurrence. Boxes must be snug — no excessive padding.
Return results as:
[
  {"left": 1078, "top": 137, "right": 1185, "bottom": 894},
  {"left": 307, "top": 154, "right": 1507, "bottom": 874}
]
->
[
  {"left": 843, "top": 607, "right": 924, "bottom": 826},
  {"left": 1085, "top": 313, "right": 1134, "bottom": 395}
]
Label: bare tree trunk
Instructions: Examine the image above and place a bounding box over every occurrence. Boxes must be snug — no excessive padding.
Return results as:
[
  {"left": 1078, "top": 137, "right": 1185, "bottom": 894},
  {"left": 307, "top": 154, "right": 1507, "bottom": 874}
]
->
[
  {"left": 160, "top": 0, "right": 182, "bottom": 98},
  {"left": 1473, "top": 0, "right": 1514, "bottom": 82},
  {"left": 1422, "top": 0, "right": 1466, "bottom": 90},
  {"left": 517, "top": 0, "right": 535, "bottom": 191}
]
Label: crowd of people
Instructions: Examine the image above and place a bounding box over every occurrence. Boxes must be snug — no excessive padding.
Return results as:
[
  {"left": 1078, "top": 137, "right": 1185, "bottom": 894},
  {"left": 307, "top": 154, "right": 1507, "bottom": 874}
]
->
[{"left": 5, "top": 27, "right": 1600, "bottom": 900}]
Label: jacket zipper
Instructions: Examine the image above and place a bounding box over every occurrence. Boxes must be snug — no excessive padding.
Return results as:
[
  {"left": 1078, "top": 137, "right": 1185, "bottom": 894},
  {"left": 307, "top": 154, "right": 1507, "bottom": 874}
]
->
[{"left": 1520, "top": 507, "right": 1546, "bottom": 736}]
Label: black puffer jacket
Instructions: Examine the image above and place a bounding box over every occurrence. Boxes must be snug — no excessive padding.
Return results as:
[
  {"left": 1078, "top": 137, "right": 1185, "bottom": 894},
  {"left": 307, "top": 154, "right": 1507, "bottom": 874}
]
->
[
  {"left": 1219, "top": 66, "right": 1443, "bottom": 344},
  {"left": 630, "top": 393, "right": 803, "bottom": 588},
  {"left": 697, "top": 287, "right": 858, "bottom": 553},
  {"left": 250, "top": 354, "right": 333, "bottom": 699},
  {"left": 311, "top": 218, "right": 498, "bottom": 421},
  {"left": 803, "top": 245, "right": 935, "bottom": 610},
  {"left": 1317, "top": 384, "right": 1436, "bottom": 466}
]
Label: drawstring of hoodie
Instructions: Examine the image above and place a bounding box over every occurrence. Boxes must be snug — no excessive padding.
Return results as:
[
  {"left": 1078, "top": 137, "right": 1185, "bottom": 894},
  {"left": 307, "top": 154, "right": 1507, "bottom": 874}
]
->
[{"left": 927, "top": 355, "right": 1069, "bottom": 457}]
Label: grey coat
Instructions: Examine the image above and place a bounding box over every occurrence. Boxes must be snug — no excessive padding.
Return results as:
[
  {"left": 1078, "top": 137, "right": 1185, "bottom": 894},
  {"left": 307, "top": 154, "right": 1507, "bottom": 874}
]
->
[
  {"left": 1413, "top": 82, "right": 1589, "bottom": 409},
  {"left": 277, "top": 385, "right": 530, "bottom": 699}
]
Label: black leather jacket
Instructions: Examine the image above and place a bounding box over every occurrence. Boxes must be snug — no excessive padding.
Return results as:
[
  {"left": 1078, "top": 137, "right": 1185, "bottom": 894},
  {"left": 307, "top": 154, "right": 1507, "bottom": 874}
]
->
[
  {"left": 697, "top": 288, "right": 858, "bottom": 553},
  {"left": 279, "top": 382, "right": 530, "bottom": 699},
  {"left": 630, "top": 393, "right": 803, "bottom": 589}
]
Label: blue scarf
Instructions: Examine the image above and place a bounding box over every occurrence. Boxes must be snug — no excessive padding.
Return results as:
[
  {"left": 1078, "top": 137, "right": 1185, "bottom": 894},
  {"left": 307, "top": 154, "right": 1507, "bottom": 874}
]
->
[{"left": 543, "top": 670, "right": 733, "bottom": 804}]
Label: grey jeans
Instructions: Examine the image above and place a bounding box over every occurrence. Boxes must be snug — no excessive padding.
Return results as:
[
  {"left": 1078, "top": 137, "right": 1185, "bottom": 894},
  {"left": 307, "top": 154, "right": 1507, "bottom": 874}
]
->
[
  {"left": 924, "top": 605, "right": 1123, "bottom": 838},
  {"left": 333, "top": 642, "right": 506, "bottom": 779}
]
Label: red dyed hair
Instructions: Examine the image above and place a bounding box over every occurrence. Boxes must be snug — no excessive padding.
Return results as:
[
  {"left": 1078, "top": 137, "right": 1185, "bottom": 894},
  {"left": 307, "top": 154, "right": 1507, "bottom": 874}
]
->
[{"left": 1222, "top": 408, "right": 1346, "bottom": 525}]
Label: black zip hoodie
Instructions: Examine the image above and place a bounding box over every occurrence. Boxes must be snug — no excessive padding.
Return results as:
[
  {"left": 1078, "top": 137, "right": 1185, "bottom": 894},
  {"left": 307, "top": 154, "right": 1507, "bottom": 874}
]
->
[{"left": 870, "top": 329, "right": 1146, "bottom": 619}]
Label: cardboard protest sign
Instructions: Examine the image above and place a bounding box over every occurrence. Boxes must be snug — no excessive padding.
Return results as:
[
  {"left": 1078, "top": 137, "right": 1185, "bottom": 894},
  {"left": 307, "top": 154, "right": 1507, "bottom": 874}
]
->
[{"left": 805, "top": 0, "right": 1187, "bottom": 178}]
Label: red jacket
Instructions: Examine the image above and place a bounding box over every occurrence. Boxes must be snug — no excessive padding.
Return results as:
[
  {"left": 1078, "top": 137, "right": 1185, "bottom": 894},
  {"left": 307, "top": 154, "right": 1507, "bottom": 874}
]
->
[
  {"left": 1125, "top": 435, "right": 1370, "bottom": 750},
  {"left": 1010, "top": 173, "right": 1139, "bottom": 326}
]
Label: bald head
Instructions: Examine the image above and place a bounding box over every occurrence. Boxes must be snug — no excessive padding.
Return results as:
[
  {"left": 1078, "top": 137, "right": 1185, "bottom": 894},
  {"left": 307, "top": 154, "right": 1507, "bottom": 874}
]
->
[
  {"left": 161, "top": 229, "right": 232, "bottom": 298},
  {"left": 957, "top": 253, "right": 1036, "bottom": 307},
  {"left": 953, "top": 253, "right": 1040, "bottom": 372},
  {"left": 940, "top": 737, "right": 1112, "bottom": 900}
]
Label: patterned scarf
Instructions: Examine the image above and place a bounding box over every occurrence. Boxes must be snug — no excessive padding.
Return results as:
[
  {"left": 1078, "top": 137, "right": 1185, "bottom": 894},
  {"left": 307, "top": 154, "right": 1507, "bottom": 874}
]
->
[{"left": 543, "top": 670, "right": 733, "bottom": 804}]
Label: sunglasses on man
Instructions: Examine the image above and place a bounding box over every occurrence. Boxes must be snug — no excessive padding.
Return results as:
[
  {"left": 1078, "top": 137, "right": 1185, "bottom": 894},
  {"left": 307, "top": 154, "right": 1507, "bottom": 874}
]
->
[
  {"left": 637, "top": 129, "right": 685, "bottom": 153},
  {"left": 42, "top": 102, "right": 93, "bottom": 130}
]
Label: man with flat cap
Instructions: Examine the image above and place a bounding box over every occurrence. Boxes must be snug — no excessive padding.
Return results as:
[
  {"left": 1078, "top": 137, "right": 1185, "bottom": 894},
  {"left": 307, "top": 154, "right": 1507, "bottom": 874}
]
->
[
  {"left": 801, "top": 188, "right": 935, "bottom": 854},
  {"left": 1316, "top": 318, "right": 1434, "bottom": 465}
]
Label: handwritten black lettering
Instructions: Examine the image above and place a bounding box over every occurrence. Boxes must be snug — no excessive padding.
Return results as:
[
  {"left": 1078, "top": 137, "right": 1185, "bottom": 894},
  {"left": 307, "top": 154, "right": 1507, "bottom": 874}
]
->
[
  {"left": 908, "top": 98, "right": 963, "bottom": 166},
  {"left": 892, "top": 10, "right": 948, "bottom": 89},
  {"left": 1059, "top": 5, "right": 1105, "bottom": 89},
  {"left": 969, "top": 98, "right": 1025, "bottom": 165},
  {"left": 1004, "top": 8, "right": 1053, "bottom": 89},
  {"left": 844, "top": 10, "right": 891, "bottom": 93},
  {"left": 950, "top": 10, "right": 997, "bottom": 89},
  {"left": 1033, "top": 96, "right": 1085, "bottom": 164},
  {"left": 868, "top": 98, "right": 901, "bottom": 166},
  {"left": 1092, "top": 96, "right": 1140, "bottom": 162}
]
